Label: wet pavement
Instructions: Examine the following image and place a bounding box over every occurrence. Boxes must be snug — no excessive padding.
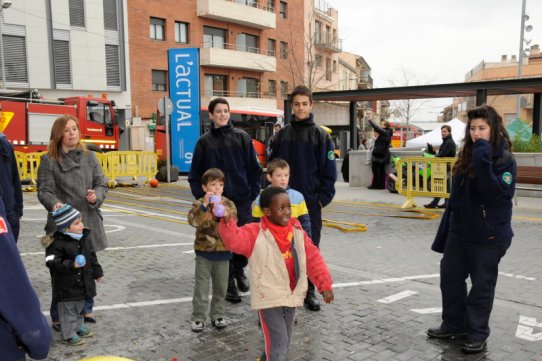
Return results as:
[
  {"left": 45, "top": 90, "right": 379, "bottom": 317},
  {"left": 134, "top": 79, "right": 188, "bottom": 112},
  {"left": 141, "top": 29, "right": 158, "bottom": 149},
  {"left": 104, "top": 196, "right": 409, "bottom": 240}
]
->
[{"left": 18, "top": 178, "right": 542, "bottom": 361}]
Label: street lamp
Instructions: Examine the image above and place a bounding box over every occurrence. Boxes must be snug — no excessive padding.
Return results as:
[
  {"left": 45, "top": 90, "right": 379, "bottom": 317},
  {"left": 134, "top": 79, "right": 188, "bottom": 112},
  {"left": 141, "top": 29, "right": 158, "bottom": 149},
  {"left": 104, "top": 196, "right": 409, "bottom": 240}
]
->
[
  {"left": 516, "top": 0, "right": 533, "bottom": 120},
  {"left": 0, "top": 0, "right": 12, "bottom": 90}
]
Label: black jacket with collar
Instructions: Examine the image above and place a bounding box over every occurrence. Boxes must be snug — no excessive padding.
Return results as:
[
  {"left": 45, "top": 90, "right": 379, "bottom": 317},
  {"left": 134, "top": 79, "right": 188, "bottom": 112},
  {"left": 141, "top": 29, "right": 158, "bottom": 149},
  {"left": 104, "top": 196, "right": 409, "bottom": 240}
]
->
[
  {"left": 432, "top": 139, "right": 516, "bottom": 252},
  {"left": 188, "top": 121, "right": 262, "bottom": 203},
  {"left": 45, "top": 229, "right": 103, "bottom": 302},
  {"left": 436, "top": 135, "right": 457, "bottom": 158}
]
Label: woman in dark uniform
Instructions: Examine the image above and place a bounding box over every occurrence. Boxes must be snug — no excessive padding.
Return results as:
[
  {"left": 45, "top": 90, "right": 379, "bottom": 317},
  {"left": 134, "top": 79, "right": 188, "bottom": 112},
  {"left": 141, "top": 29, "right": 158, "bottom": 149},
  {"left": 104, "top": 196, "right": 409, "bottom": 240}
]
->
[{"left": 427, "top": 105, "right": 516, "bottom": 354}]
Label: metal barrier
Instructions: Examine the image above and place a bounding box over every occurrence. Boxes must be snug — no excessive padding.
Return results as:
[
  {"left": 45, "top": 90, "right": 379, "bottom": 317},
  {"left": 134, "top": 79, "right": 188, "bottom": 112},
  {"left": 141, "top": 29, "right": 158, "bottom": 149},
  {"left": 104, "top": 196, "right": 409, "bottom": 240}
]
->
[
  {"left": 395, "top": 156, "right": 456, "bottom": 209},
  {"left": 15, "top": 151, "right": 158, "bottom": 190},
  {"left": 98, "top": 151, "right": 158, "bottom": 184}
]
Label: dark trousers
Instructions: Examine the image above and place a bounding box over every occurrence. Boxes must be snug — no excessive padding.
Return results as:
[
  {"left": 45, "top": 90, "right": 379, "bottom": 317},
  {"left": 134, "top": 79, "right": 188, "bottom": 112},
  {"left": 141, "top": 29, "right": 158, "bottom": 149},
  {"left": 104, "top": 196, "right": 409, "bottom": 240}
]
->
[
  {"left": 258, "top": 306, "right": 296, "bottom": 361},
  {"left": 51, "top": 296, "right": 94, "bottom": 323},
  {"left": 371, "top": 162, "right": 386, "bottom": 189},
  {"left": 440, "top": 238, "right": 507, "bottom": 341},
  {"left": 7, "top": 213, "right": 19, "bottom": 242},
  {"left": 307, "top": 202, "right": 322, "bottom": 247},
  {"left": 230, "top": 199, "right": 253, "bottom": 270}
]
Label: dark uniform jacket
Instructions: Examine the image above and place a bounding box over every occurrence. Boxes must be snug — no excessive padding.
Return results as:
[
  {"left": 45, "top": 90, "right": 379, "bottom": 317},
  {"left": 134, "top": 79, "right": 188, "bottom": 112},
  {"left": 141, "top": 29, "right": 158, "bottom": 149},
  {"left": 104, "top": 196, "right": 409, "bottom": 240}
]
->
[
  {"left": 0, "top": 133, "right": 23, "bottom": 226},
  {"left": 188, "top": 121, "right": 262, "bottom": 204},
  {"left": 269, "top": 114, "right": 337, "bottom": 208},
  {"left": 429, "top": 134, "right": 456, "bottom": 158},
  {"left": 45, "top": 229, "right": 104, "bottom": 302},
  {"left": 432, "top": 139, "right": 516, "bottom": 253},
  {"left": 0, "top": 198, "right": 51, "bottom": 361}
]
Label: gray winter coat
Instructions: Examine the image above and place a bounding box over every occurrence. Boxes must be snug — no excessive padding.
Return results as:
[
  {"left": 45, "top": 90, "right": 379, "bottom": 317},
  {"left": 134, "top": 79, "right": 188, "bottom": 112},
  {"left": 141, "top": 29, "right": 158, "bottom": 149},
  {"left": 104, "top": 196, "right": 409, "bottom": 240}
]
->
[{"left": 37, "top": 149, "right": 108, "bottom": 252}]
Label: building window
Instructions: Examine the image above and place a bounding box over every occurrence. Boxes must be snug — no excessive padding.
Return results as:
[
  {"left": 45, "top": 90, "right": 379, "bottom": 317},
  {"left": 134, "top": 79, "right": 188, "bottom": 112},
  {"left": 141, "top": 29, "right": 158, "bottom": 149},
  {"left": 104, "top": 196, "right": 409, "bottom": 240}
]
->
[
  {"left": 0, "top": 27, "right": 28, "bottom": 85},
  {"left": 103, "top": 0, "right": 118, "bottom": 30},
  {"left": 69, "top": 0, "right": 85, "bottom": 27},
  {"left": 315, "top": 54, "right": 322, "bottom": 67},
  {"left": 236, "top": 0, "right": 257, "bottom": 6},
  {"left": 175, "top": 22, "right": 189, "bottom": 43},
  {"left": 105, "top": 44, "right": 121, "bottom": 87},
  {"left": 150, "top": 17, "right": 165, "bottom": 40},
  {"left": 315, "top": 20, "right": 321, "bottom": 43},
  {"left": 325, "top": 58, "right": 331, "bottom": 81},
  {"left": 268, "top": 80, "right": 276, "bottom": 97},
  {"left": 53, "top": 39, "right": 71, "bottom": 86},
  {"left": 267, "top": 0, "right": 275, "bottom": 11},
  {"left": 237, "top": 33, "right": 258, "bottom": 53},
  {"left": 333, "top": 60, "right": 337, "bottom": 73},
  {"left": 279, "top": 1, "right": 287, "bottom": 18},
  {"left": 152, "top": 70, "right": 167, "bottom": 91},
  {"left": 204, "top": 74, "right": 227, "bottom": 97},
  {"left": 280, "top": 41, "right": 288, "bottom": 59},
  {"left": 280, "top": 81, "right": 288, "bottom": 98},
  {"left": 238, "top": 78, "right": 259, "bottom": 98},
  {"left": 203, "top": 26, "right": 226, "bottom": 48},
  {"left": 267, "top": 39, "right": 276, "bottom": 56}
]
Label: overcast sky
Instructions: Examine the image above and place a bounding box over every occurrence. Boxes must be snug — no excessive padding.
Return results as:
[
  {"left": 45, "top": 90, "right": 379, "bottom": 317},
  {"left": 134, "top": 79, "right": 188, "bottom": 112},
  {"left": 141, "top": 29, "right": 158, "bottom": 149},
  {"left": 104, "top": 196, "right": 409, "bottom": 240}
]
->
[{"left": 330, "top": 0, "right": 542, "bottom": 121}]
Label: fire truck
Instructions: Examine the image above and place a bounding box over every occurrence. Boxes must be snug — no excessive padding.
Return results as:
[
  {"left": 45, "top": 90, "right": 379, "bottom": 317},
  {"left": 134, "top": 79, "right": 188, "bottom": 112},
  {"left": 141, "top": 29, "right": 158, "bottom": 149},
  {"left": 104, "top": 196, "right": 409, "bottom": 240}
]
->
[{"left": 0, "top": 90, "right": 119, "bottom": 152}]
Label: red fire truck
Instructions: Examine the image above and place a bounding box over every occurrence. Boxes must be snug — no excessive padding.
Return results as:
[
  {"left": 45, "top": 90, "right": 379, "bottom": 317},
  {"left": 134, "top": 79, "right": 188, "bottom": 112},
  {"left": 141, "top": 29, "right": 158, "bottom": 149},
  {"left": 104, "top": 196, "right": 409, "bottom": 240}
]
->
[{"left": 0, "top": 90, "right": 118, "bottom": 152}]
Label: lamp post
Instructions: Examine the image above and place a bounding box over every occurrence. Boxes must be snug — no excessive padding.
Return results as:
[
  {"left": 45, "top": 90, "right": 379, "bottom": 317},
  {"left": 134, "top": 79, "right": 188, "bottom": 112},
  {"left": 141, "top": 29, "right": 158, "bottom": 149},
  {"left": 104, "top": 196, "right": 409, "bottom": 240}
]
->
[
  {"left": 0, "top": 0, "right": 12, "bottom": 90},
  {"left": 516, "top": 0, "right": 533, "bottom": 120}
]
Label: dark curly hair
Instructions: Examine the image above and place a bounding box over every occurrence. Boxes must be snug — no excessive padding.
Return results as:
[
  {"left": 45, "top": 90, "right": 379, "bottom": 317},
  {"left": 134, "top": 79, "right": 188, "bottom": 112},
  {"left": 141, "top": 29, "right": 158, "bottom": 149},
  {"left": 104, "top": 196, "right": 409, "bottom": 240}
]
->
[
  {"left": 453, "top": 105, "right": 511, "bottom": 176},
  {"left": 260, "top": 186, "right": 288, "bottom": 209}
]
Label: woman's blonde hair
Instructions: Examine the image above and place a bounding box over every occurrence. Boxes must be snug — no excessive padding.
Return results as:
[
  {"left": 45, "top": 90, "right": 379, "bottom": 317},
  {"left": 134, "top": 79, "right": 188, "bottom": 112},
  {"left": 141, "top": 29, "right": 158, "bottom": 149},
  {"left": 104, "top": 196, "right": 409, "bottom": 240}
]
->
[{"left": 47, "top": 115, "right": 86, "bottom": 161}]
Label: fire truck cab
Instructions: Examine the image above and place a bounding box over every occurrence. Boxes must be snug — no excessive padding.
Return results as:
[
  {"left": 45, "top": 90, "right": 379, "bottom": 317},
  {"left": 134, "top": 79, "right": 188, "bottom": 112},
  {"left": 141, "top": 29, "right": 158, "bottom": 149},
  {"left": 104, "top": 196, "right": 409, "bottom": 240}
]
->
[{"left": 0, "top": 90, "right": 118, "bottom": 152}]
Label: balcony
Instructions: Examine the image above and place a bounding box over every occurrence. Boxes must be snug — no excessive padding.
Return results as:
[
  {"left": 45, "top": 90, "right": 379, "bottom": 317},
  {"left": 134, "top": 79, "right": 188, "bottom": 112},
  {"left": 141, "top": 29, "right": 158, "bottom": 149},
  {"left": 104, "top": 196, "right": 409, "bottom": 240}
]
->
[
  {"left": 201, "top": 90, "right": 277, "bottom": 109},
  {"left": 197, "top": 0, "right": 276, "bottom": 29},
  {"left": 314, "top": 32, "right": 342, "bottom": 53},
  {"left": 357, "top": 74, "right": 373, "bottom": 89},
  {"left": 200, "top": 42, "right": 276, "bottom": 72}
]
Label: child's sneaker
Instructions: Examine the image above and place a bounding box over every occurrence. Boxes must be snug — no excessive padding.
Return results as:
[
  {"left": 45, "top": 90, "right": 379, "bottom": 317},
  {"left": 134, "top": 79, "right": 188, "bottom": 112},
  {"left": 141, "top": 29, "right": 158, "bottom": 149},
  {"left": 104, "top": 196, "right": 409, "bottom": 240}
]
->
[
  {"left": 211, "top": 318, "right": 227, "bottom": 329},
  {"left": 63, "top": 335, "right": 84, "bottom": 346},
  {"left": 78, "top": 324, "right": 94, "bottom": 338},
  {"left": 191, "top": 321, "right": 204, "bottom": 332}
]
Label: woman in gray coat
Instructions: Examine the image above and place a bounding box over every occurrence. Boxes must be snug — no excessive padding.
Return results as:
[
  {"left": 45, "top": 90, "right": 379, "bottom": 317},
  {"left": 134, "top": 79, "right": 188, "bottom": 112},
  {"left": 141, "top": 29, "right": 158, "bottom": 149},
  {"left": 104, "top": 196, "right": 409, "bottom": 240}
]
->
[{"left": 38, "top": 115, "right": 108, "bottom": 330}]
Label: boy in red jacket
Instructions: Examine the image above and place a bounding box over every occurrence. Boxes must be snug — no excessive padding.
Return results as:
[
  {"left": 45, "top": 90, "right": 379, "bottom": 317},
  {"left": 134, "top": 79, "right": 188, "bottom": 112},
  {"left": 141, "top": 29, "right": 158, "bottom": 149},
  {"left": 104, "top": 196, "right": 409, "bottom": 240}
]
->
[{"left": 219, "top": 186, "right": 334, "bottom": 361}]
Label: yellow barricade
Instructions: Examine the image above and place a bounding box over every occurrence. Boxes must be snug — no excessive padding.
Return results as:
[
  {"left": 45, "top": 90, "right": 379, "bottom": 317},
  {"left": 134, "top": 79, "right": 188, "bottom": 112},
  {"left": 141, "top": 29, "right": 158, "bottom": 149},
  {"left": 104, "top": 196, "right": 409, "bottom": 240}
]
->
[
  {"left": 99, "top": 151, "right": 158, "bottom": 184},
  {"left": 15, "top": 151, "right": 43, "bottom": 186},
  {"left": 395, "top": 156, "right": 456, "bottom": 209}
]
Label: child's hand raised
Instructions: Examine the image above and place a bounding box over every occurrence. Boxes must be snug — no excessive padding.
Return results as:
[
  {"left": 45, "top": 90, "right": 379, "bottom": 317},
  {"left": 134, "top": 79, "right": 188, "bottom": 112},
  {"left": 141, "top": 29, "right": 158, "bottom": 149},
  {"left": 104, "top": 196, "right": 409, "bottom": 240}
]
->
[{"left": 321, "top": 290, "right": 334, "bottom": 304}]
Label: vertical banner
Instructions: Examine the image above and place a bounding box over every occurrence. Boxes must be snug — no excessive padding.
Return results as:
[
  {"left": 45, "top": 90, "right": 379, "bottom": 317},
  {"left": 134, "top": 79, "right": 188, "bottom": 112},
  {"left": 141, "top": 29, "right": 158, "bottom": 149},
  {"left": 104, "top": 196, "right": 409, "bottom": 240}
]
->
[{"left": 168, "top": 48, "right": 200, "bottom": 172}]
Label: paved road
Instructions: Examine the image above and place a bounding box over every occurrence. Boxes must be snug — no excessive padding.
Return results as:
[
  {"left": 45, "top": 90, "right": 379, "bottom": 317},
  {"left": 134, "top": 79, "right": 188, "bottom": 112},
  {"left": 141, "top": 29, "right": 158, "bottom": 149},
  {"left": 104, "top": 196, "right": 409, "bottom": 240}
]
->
[{"left": 18, "top": 179, "right": 542, "bottom": 361}]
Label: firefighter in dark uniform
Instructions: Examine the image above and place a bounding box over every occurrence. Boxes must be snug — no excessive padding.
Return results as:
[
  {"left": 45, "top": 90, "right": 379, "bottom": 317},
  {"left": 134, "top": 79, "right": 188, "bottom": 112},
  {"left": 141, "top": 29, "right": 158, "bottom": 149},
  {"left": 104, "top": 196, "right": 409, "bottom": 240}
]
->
[{"left": 427, "top": 105, "right": 516, "bottom": 354}]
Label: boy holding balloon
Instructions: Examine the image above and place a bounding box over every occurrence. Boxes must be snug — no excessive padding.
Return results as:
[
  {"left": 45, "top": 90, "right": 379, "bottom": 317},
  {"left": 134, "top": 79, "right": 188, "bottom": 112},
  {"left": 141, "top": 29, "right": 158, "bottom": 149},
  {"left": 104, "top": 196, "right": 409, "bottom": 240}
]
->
[
  {"left": 187, "top": 168, "right": 237, "bottom": 332},
  {"left": 43, "top": 204, "right": 103, "bottom": 345}
]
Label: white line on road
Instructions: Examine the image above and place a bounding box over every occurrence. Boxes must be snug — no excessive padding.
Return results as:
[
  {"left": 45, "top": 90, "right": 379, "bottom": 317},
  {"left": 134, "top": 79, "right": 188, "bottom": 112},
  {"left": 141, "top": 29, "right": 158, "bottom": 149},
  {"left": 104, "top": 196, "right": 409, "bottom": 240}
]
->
[
  {"left": 333, "top": 274, "right": 439, "bottom": 288},
  {"left": 378, "top": 290, "right": 418, "bottom": 304},
  {"left": 411, "top": 308, "right": 442, "bottom": 314},
  {"left": 21, "top": 242, "right": 194, "bottom": 256},
  {"left": 499, "top": 272, "right": 536, "bottom": 281},
  {"left": 104, "top": 204, "right": 187, "bottom": 221}
]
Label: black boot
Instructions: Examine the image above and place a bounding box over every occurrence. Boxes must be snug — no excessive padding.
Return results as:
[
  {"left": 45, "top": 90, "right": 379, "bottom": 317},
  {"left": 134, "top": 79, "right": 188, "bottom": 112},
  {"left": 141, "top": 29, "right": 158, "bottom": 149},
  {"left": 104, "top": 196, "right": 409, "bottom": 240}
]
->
[
  {"left": 304, "top": 280, "right": 320, "bottom": 311},
  {"left": 225, "top": 274, "right": 241, "bottom": 304},
  {"left": 234, "top": 267, "right": 250, "bottom": 293}
]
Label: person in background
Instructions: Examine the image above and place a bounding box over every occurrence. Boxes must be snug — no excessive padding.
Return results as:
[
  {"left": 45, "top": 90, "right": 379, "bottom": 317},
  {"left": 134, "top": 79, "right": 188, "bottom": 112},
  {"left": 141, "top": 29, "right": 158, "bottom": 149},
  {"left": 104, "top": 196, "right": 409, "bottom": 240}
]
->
[
  {"left": 0, "top": 131, "right": 23, "bottom": 241},
  {"left": 428, "top": 105, "right": 516, "bottom": 354},
  {"left": 188, "top": 97, "right": 262, "bottom": 304},
  {"left": 188, "top": 168, "right": 237, "bottom": 332},
  {"left": 424, "top": 125, "right": 457, "bottom": 209},
  {"left": 266, "top": 122, "right": 283, "bottom": 159},
  {"left": 219, "top": 186, "right": 334, "bottom": 361},
  {"left": 269, "top": 85, "right": 337, "bottom": 312},
  {"left": 367, "top": 118, "right": 392, "bottom": 189},
  {"left": 341, "top": 148, "right": 353, "bottom": 183},
  {"left": 0, "top": 196, "right": 52, "bottom": 361},
  {"left": 38, "top": 115, "right": 108, "bottom": 329}
]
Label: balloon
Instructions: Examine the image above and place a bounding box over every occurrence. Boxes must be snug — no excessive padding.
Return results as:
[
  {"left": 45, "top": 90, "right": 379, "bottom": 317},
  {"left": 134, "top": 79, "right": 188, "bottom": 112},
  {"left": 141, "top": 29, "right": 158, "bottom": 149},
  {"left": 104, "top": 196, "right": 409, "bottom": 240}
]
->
[
  {"left": 209, "top": 195, "right": 221, "bottom": 203},
  {"left": 76, "top": 255, "right": 86, "bottom": 266},
  {"left": 213, "top": 204, "right": 225, "bottom": 217}
]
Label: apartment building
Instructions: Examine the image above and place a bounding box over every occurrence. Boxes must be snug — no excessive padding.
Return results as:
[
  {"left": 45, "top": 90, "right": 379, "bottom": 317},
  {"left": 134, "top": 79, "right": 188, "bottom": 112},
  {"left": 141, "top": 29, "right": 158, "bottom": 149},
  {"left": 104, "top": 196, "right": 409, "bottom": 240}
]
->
[
  {"left": 0, "top": 0, "right": 131, "bottom": 115},
  {"left": 454, "top": 44, "right": 542, "bottom": 123},
  {"left": 127, "top": 0, "right": 305, "bottom": 118}
]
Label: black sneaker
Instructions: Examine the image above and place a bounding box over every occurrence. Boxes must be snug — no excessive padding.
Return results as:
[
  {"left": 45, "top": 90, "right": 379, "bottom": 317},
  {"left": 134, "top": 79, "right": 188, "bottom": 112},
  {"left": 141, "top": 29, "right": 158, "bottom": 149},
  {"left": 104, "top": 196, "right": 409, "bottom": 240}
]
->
[
  {"left": 427, "top": 326, "right": 467, "bottom": 339},
  {"left": 225, "top": 276, "right": 241, "bottom": 303},
  {"left": 461, "top": 339, "right": 487, "bottom": 354},
  {"left": 437, "top": 204, "right": 446, "bottom": 209},
  {"left": 303, "top": 292, "right": 320, "bottom": 311},
  {"left": 424, "top": 203, "right": 437, "bottom": 209},
  {"left": 234, "top": 270, "right": 250, "bottom": 293}
]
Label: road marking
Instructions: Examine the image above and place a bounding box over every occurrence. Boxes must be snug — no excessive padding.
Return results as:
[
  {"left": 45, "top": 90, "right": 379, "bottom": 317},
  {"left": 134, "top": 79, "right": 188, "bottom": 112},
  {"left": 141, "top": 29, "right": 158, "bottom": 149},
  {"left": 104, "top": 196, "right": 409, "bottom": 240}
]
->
[
  {"left": 411, "top": 308, "right": 442, "bottom": 314},
  {"left": 104, "top": 224, "right": 125, "bottom": 233},
  {"left": 20, "top": 242, "right": 194, "bottom": 256},
  {"left": 333, "top": 274, "right": 439, "bottom": 288},
  {"left": 378, "top": 290, "right": 417, "bottom": 304},
  {"left": 516, "top": 316, "right": 542, "bottom": 341},
  {"left": 104, "top": 204, "right": 187, "bottom": 221},
  {"left": 99, "top": 218, "right": 194, "bottom": 239},
  {"left": 183, "top": 250, "right": 195, "bottom": 254},
  {"left": 499, "top": 272, "right": 536, "bottom": 281}
]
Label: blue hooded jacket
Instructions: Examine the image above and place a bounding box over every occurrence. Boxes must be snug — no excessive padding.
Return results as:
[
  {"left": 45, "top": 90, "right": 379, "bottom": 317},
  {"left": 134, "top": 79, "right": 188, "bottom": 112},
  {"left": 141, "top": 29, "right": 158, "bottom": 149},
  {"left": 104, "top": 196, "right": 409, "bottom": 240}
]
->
[{"left": 0, "top": 197, "right": 51, "bottom": 361}]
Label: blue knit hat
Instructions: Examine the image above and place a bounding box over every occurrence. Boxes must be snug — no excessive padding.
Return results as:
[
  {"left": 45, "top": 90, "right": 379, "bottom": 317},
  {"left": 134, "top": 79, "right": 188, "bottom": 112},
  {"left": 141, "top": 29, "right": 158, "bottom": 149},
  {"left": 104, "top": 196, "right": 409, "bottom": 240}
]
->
[{"left": 51, "top": 204, "right": 81, "bottom": 230}]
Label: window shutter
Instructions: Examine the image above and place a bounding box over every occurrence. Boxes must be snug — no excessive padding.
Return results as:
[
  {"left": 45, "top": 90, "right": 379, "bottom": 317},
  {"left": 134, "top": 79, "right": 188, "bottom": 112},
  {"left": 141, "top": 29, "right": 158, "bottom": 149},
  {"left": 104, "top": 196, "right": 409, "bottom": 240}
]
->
[
  {"left": 1, "top": 35, "right": 28, "bottom": 83},
  {"left": 105, "top": 44, "right": 120, "bottom": 87},
  {"left": 69, "top": 0, "right": 86, "bottom": 27},
  {"left": 53, "top": 39, "right": 71, "bottom": 85},
  {"left": 103, "top": 0, "right": 118, "bottom": 30}
]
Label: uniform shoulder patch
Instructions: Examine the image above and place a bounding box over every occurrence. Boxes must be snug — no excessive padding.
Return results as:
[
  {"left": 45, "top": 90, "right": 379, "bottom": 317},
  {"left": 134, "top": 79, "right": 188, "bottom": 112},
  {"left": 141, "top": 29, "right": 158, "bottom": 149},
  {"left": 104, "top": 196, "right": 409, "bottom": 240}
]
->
[
  {"left": 327, "top": 150, "right": 336, "bottom": 160},
  {"left": 502, "top": 171, "right": 512, "bottom": 185}
]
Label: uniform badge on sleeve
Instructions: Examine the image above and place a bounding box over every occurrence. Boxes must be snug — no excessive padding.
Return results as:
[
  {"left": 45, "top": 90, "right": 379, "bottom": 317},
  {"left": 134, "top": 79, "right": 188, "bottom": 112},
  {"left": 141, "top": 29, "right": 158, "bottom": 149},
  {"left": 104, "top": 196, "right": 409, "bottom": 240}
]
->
[
  {"left": 0, "top": 217, "right": 8, "bottom": 234},
  {"left": 502, "top": 172, "right": 512, "bottom": 185},
  {"left": 327, "top": 150, "right": 336, "bottom": 160}
]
